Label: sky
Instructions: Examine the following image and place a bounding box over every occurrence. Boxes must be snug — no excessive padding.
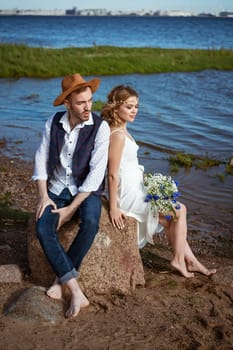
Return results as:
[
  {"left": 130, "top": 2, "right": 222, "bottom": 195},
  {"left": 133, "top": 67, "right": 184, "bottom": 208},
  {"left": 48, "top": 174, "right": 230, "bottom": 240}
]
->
[{"left": 0, "top": 0, "right": 232, "bottom": 14}]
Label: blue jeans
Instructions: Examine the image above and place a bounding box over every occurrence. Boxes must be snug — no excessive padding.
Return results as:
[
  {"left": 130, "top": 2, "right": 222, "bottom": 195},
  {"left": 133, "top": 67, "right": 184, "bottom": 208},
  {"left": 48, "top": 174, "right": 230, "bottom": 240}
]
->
[{"left": 36, "top": 188, "right": 102, "bottom": 284}]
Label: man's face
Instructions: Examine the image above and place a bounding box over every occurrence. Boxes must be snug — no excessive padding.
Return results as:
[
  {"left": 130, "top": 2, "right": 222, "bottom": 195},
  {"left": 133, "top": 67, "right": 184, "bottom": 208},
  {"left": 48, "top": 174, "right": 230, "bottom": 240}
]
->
[{"left": 65, "top": 86, "right": 93, "bottom": 125}]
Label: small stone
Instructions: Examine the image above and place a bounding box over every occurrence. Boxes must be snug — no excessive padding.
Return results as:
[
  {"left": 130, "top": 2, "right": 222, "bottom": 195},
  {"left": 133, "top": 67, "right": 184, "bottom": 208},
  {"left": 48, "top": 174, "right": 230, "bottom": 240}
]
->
[
  {"left": 0, "top": 244, "right": 11, "bottom": 252},
  {"left": 0, "top": 264, "right": 22, "bottom": 284}
]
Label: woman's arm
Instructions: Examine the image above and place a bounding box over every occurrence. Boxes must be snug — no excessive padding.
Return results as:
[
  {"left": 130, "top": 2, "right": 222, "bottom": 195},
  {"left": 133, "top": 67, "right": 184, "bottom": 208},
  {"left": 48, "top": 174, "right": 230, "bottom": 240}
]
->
[{"left": 107, "top": 131, "right": 127, "bottom": 229}]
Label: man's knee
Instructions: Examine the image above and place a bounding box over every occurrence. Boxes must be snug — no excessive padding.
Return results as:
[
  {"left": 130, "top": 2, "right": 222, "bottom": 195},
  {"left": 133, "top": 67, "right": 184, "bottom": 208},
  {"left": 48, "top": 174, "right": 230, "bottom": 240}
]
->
[
  {"left": 81, "top": 216, "right": 99, "bottom": 233},
  {"left": 36, "top": 206, "right": 59, "bottom": 240},
  {"left": 36, "top": 218, "right": 50, "bottom": 241}
]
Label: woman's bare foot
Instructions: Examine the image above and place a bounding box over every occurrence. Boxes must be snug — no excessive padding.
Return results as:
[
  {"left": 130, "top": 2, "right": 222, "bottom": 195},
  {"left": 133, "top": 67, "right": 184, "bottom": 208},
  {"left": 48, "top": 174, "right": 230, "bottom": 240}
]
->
[
  {"left": 171, "top": 259, "right": 195, "bottom": 278},
  {"left": 186, "top": 260, "right": 217, "bottom": 276},
  {"left": 46, "top": 277, "right": 62, "bottom": 300}
]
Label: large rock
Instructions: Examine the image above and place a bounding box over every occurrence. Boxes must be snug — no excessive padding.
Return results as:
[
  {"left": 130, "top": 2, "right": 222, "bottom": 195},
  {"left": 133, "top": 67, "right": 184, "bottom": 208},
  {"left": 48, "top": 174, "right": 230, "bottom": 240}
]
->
[
  {"left": 4, "top": 286, "right": 65, "bottom": 324},
  {"left": 27, "top": 198, "right": 145, "bottom": 296}
]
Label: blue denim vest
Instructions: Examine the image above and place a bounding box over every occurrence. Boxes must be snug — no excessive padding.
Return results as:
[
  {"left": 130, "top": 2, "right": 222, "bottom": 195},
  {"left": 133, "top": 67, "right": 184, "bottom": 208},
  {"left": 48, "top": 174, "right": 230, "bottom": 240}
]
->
[{"left": 48, "top": 111, "right": 105, "bottom": 195}]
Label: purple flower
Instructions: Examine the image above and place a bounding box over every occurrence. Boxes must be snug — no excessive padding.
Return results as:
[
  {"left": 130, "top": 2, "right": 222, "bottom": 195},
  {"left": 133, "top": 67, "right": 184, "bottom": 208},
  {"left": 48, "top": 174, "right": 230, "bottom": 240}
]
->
[
  {"left": 165, "top": 215, "right": 172, "bottom": 220},
  {"left": 145, "top": 194, "right": 153, "bottom": 202},
  {"left": 175, "top": 204, "right": 181, "bottom": 210},
  {"left": 153, "top": 195, "right": 160, "bottom": 200},
  {"left": 173, "top": 191, "right": 180, "bottom": 198}
]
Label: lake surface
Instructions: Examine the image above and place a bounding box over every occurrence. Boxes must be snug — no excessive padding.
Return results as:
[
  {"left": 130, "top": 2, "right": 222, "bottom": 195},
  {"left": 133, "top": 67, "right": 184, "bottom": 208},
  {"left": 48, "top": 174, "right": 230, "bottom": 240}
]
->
[
  {"left": 0, "top": 15, "right": 233, "bottom": 49},
  {"left": 1, "top": 70, "right": 232, "bottom": 162}
]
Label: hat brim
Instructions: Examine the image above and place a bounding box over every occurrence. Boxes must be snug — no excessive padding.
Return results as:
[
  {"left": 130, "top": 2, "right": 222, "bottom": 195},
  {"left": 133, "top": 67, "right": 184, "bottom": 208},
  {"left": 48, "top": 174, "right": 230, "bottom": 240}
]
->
[{"left": 53, "top": 78, "right": 101, "bottom": 106}]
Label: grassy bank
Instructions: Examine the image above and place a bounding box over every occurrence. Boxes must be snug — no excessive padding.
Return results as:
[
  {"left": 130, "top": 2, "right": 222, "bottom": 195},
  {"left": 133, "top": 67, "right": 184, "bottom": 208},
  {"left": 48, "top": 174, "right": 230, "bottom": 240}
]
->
[{"left": 0, "top": 44, "right": 232, "bottom": 78}]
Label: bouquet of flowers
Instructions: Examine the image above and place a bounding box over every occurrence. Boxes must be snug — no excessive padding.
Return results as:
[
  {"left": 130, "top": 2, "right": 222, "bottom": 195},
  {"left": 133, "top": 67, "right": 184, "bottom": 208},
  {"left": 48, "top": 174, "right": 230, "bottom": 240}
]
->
[{"left": 144, "top": 172, "right": 181, "bottom": 220}]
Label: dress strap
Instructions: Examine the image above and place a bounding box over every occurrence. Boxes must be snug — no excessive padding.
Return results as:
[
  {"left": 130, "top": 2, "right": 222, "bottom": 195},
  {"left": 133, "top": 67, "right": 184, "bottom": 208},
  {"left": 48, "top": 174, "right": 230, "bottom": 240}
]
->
[{"left": 110, "top": 128, "right": 126, "bottom": 136}]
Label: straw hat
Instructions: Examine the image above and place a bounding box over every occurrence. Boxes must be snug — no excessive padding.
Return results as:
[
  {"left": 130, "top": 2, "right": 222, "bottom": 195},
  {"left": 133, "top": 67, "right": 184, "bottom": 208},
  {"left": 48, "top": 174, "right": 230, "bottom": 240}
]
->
[{"left": 53, "top": 73, "right": 101, "bottom": 106}]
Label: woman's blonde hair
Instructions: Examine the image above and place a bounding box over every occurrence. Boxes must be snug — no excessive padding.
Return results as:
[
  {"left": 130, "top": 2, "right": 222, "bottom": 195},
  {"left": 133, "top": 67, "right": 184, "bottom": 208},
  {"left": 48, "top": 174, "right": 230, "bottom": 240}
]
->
[{"left": 101, "top": 85, "right": 138, "bottom": 127}]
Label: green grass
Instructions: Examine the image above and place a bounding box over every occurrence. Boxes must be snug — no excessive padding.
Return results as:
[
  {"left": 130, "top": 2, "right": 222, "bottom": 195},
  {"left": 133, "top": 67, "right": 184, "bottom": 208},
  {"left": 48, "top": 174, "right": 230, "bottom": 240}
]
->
[
  {"left": 0, "top": 44, "right": 232, "bottom": 78},
  {"left": 168, "top": 151, "right": 233, "bottom": 180},
  {"left": 0, "top": 192, "right": 30, "bottom": 222},
  {"left": 0, "top": 204, "right": 30, "bottom": 222},
  {"left": 93, "top": 100, "right": 105, "bottom": 111},
  {"left": 169, "top": 152, "right": 223, "bottom": 170}
]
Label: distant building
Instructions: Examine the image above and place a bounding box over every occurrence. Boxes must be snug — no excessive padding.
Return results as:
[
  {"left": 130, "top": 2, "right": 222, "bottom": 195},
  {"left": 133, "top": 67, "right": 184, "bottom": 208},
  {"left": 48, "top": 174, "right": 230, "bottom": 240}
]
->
[
  {"left": 161, "top": 10, "right": 194, "bottom": 17},
  {"left": 219, "top": 10, "right": 233, "bottom": 17},
  {"left": 0, "top": 8, "right": 66, "bottom": 16},
  {"left": 198, "top": 12, "right": 216, "bottom": 17},
  {"left": 66, "top": 7, "right": 76, "bottom": 15},
  {"left": 75, "top": 9, "right": 108, "bottom": 16},
  {"left": 0, "top": 7, "right": 232, "bottom": 17}
]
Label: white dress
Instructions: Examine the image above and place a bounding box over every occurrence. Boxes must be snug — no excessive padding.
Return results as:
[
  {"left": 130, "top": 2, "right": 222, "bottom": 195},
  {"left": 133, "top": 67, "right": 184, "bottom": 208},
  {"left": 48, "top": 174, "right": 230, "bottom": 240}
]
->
[{"left": 115, "top": 132, "right": 163, "bottom": 248}]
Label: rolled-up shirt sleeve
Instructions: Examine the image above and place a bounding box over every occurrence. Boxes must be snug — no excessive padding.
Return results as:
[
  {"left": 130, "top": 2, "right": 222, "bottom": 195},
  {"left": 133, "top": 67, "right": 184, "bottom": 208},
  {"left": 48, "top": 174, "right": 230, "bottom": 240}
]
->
[
  {"left": 31, "top": 115, "right": 54, "bottom": 181},
  {"left": 78, "top": 120, "right": 110, "bottom": 193}
]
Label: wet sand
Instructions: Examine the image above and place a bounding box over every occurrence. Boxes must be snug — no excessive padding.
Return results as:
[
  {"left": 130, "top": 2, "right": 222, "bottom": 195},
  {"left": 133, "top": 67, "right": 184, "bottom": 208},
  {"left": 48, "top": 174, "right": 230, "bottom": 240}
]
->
[{"left": 0, "top": 153, "right": 233, "bottom": 349}]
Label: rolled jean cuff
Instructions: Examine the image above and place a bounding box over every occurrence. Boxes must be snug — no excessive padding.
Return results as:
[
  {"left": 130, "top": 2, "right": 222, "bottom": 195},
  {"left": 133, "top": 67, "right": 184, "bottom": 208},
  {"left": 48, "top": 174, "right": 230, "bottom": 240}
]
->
[{"left": 59, "top": 268, "right": 78, "bottom": 284}]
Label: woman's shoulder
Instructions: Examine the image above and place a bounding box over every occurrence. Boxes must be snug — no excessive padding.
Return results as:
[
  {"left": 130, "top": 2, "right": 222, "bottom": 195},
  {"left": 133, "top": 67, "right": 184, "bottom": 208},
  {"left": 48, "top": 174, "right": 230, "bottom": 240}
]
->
[
  {"left": 111, "top": 127, "right": 126, "bottom": 134},
  {"left": 110, "top": 128, "right": 127, "bottom": 139},
  {"left": 109, "top": 128, "right": 127, "bottom": 151}
]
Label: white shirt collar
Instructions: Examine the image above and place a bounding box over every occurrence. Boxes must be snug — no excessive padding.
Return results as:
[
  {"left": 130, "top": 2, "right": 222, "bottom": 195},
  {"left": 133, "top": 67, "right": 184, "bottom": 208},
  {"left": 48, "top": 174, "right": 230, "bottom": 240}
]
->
[{"left": 60, "top": 111, "right": 94, "bottom": 133}]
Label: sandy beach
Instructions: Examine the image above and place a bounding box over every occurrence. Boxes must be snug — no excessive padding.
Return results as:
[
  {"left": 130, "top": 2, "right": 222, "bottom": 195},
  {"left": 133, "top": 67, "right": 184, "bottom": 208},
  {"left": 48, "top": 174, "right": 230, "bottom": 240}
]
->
[{"left": 0, "top": 152, "right": 233, "bottom": 350}]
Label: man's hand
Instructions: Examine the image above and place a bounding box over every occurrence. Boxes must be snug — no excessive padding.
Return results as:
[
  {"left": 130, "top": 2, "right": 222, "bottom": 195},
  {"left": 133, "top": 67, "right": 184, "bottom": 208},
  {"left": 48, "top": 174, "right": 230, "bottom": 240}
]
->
[
  {"left": 52, "top": 206, "right": 76, "bottom": 230},
  {"left": 36, "top": 197, "right": 57, "bottom": 221}
]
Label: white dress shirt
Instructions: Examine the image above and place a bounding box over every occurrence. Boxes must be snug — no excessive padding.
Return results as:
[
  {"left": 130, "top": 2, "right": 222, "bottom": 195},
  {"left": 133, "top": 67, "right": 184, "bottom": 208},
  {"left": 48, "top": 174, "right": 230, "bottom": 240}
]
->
[{"left": 32, "top": 112, "right": 110, "bottom": 196}]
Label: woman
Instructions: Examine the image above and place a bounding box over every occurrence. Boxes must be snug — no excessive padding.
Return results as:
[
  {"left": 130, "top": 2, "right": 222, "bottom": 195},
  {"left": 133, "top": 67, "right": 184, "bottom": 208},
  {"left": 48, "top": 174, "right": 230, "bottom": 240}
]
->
[{"left": 101, "top": 85, "right": 216, "bottom": 278}]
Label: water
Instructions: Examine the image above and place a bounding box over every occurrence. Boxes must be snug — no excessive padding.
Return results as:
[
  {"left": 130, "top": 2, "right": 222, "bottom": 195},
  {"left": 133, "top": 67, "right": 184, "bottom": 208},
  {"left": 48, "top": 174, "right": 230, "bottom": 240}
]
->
[
  {"left": 0, "top": 15, "right": 232, "bottom": 49},
  {"left": 1, "top": 71, "right": 232, "bottom": 162},
  {"left": 0, "top": 16, "right": 232, "bottom": 234}
]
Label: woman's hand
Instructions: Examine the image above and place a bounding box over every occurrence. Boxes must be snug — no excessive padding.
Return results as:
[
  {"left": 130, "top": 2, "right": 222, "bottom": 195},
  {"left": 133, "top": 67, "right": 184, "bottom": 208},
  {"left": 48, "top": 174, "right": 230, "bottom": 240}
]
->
[
  {"left": 109, "top": 208, "right": 126, "bottom": 230},
  {"left": 36, "top": 197, "right": 57, "bottom": 221}
]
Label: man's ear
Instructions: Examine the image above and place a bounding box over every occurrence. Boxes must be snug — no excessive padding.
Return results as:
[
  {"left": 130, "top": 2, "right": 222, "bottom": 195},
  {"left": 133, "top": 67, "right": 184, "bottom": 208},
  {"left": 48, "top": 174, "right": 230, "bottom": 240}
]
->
[{"left": 64, "top": 98, "right": 70, "bottom": 109}]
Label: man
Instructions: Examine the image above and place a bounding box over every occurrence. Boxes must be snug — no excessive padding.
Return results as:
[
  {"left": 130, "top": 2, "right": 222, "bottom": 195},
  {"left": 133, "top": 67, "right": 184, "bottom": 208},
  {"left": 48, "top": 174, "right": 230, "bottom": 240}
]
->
[{"left": 32, "top": 73, "right": 110, "bottom": 318}]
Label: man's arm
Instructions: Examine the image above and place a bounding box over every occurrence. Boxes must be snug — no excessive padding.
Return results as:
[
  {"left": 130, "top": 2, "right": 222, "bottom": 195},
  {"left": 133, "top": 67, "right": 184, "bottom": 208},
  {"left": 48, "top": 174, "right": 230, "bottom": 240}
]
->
[
  {"left": 78, "top": 120, "right": 110, "bottom": 192},
  {"left": 52, "top": 191, "right": 90, "bottom": 229},
  {"left": 32, "top": 115, "right": 55, "bottom": 220},
  {"left": 36, "top": 179, "right": 57, "bottom": 220}
]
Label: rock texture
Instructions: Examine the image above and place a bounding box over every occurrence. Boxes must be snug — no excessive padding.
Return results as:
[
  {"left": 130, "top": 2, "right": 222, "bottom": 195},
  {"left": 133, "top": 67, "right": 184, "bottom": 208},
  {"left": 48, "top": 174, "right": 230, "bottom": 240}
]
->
[
  {"left": 0, "top": 264, "right": 22, "bottom": 284},
  {"left": 4, "top": 286, "right": 65, "bottom": 324},
  {"left": 27, "top": 198, "right": 145, "bottom": 296}
]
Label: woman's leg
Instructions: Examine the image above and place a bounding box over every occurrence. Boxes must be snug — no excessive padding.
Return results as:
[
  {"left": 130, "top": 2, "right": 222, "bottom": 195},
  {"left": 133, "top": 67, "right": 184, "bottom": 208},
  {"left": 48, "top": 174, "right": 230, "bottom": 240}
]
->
[
  {"left": 161, "top": 203, "right": 216, "bottom": 277},
  {"left": 162, "top": 204, "right": 194, "bottom": 278},
  {"left": 184, "top": 241, "right": 217, "bottom": 275}
]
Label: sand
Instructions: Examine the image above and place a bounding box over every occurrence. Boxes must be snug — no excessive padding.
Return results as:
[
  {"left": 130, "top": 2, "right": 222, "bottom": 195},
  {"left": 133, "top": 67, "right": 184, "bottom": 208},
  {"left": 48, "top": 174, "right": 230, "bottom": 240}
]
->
[{"left": 0, "top": 153, "right": 233, "bottom": 350}]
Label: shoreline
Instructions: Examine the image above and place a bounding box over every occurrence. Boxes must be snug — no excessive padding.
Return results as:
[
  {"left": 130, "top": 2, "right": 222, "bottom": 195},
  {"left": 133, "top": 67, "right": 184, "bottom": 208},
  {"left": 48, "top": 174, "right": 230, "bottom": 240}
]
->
[
  {"left": 1, "top": 150, "right": 232, "bottom": 258},
  {"left": 1, "top": 151, "right": 233, "bottom": 349}
]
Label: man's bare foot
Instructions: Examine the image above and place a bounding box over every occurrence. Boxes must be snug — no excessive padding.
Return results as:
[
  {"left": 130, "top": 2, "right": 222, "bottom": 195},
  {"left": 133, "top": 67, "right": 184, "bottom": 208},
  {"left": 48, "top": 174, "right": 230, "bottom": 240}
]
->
[
  {"left": 65, "top": 289, "right": 89, "bottom": 319},
  {"left": 171, "top": 260, "right": 195, "bottom": 278},
  {"left": 46, "top": 278, "right": 62, "bottom": 300},
  {"left": 186, "top": 260, "right": 217, "bottom": 276}
]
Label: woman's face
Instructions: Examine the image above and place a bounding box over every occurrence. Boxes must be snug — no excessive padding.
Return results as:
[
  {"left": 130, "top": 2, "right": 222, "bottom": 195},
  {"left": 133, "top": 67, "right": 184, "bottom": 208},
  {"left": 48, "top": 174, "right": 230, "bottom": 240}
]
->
[{"left": 117, "top": 96, "right": 139, "bottom": 124}]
